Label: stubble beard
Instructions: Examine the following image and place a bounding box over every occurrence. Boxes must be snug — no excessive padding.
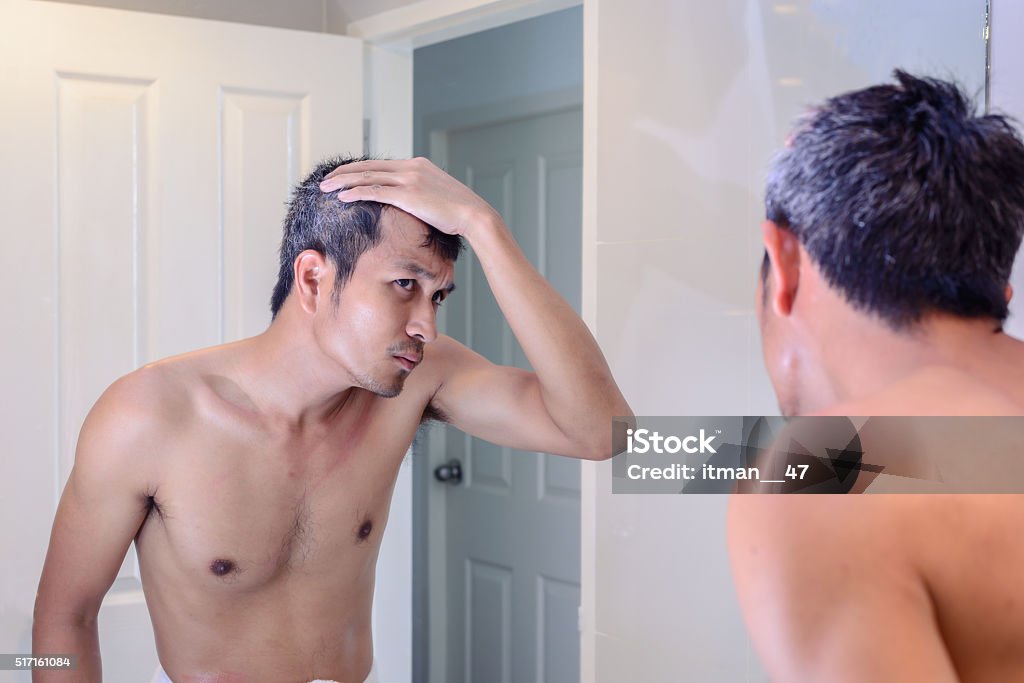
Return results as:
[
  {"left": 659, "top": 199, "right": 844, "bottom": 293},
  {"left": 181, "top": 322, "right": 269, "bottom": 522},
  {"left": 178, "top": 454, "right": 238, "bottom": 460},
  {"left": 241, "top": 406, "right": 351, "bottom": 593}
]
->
[
  {"left": 354, "top": 342, "right": 423, "bottom": 399},
  {"left": 354, "top": 368, "right": 408, "bottom": 399}
]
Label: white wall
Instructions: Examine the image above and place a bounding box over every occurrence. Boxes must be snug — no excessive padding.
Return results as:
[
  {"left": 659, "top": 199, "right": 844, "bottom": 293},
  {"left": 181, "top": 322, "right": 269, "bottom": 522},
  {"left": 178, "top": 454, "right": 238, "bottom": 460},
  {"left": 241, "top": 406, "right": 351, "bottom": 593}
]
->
[
  {"left": 582, "top": 0, "right": 988, "bottom": 680},
  {"left": 992, "top": 0, "right": 1024, "bottom": 339},
  {"left": 992, "top": 1, "right": 1024, "bottom": 114}
]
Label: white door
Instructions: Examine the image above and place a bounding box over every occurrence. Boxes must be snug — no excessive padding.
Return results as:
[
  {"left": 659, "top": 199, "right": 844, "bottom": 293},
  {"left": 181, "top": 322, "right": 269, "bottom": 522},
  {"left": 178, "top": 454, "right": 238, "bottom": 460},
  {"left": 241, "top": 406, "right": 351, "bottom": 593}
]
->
[
  {"left": 0, "top": 2, "right": 362, "bottom": 680},
  {"left": 427, "top": 107, "right": 584, "bottom": 683}
]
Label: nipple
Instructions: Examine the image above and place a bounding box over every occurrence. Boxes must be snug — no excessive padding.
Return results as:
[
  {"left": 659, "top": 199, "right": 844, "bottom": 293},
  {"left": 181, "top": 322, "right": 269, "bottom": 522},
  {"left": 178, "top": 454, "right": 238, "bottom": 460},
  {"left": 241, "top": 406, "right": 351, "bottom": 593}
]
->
[{"left": 210, "top": 558, "right": 236, "bottom": 576}]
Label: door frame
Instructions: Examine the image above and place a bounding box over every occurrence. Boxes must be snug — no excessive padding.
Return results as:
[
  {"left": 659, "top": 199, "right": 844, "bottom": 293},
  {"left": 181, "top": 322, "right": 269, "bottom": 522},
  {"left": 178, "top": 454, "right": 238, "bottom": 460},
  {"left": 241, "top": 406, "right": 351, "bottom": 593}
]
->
[
  {"left": 356, "top": 2, "right": 586, "bottom": 682},
  {"left": 348, "top": 0, "right": 581, "bottom": 50}
]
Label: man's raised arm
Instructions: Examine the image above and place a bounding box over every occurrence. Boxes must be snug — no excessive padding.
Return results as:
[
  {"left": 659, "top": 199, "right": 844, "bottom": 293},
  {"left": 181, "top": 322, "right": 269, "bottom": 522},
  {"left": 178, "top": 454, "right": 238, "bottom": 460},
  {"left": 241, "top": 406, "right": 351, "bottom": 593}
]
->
[
  {"left": 33, "top": 377, "right": 156, "bottom": 682},
  {"left": 321, "top": 157, "right": 632, "bottom": 460}
]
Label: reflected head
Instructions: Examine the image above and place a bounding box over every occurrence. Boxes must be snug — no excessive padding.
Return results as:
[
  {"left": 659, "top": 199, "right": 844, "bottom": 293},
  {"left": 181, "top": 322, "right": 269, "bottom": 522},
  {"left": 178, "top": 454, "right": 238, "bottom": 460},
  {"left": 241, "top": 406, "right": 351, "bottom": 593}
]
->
[{"left": 764, "top": 70, "right": 1024, "bottom": 328}]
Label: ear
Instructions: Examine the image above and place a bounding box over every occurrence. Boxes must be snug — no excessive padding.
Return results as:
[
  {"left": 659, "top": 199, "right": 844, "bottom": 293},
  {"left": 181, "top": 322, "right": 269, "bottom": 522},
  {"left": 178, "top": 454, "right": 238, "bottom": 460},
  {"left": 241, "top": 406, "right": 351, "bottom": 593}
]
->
[
  {"left": 1006, "top": 283, "right": 1014, "bottom": 305},
  {"left": 761, "top": 220, "right": 802, "bottom": 317},
  {"left": 294, "top": 250, "right": 327, "bottom": 315}
]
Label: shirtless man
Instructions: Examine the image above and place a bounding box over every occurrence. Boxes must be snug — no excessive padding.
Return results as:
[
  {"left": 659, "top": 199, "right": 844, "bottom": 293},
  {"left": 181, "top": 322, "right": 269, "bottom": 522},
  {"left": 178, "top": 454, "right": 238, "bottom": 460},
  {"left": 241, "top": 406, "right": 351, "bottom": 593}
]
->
[
  {"left": 33, "top": 156, "right": 632, "bottom": 683},
  {"left": 728, "top": 71, "right": 1024, "bottom": 682}
]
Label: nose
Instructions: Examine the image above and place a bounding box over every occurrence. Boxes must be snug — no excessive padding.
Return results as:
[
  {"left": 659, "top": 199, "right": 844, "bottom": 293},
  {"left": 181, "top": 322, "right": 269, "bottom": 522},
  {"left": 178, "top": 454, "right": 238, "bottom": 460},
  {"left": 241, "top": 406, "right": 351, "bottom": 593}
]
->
[{"left": 406, "top": 298, "right": 438, "bottom": 344}]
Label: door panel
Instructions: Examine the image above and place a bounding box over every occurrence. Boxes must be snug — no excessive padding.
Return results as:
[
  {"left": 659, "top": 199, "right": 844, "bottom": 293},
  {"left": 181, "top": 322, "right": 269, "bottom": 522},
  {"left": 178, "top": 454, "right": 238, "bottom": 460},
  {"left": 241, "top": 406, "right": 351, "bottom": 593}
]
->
[{"left": 222, "top": 89, "right": 312, "bottom": 341}]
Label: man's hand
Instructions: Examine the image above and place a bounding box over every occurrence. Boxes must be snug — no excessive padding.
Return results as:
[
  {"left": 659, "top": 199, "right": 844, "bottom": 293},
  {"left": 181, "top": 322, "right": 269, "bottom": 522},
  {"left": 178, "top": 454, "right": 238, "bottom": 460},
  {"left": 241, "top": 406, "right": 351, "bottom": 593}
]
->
[{"left": 319, "top": 157, "right": 501, "bottom": 239}]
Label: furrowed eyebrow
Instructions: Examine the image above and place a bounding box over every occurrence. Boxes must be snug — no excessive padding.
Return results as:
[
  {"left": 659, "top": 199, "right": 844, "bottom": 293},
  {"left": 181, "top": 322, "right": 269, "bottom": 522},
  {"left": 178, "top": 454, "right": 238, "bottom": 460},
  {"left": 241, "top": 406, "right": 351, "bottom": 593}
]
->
[
  {"left": 396, "top": 261, "right": 437, "bottom": 280},
  {"left": 396, "top": 261, "right": 456, "bottom": 293}
]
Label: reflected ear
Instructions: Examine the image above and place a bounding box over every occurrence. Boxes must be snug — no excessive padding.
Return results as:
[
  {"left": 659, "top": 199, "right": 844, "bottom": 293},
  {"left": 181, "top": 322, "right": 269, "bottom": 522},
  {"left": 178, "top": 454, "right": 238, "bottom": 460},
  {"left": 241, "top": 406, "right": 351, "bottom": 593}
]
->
[
  {"left": 761, "top": 220, "right": 801, "bottom": 317},
  {"left": 1006, "top": 284, "right": 1014, "bottom": 305},
  {"left": 294, "top": 250, "right": 327, "bottom": 315}
]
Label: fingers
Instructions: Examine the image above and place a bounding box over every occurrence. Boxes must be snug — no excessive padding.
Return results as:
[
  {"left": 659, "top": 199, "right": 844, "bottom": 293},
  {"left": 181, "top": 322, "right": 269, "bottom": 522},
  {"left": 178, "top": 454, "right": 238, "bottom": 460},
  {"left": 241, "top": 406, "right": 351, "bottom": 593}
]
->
[
  {"left": 322, "top": 159, "right": 404, "bottom": 180},
  {"left": 320, "top": 170, "right": 405, "bottom": 193},
  {"left": 321, "top": 157, "right": 437, "bottom": 186},
  {"left": 334, "top": 184, "right": 404, "bottom": 208}
]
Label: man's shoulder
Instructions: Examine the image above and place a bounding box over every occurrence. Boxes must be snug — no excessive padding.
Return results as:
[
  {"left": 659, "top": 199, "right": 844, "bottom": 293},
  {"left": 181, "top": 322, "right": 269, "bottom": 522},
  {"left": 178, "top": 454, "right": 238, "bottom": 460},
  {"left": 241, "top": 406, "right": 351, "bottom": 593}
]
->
[
  {"left": 103, "top": 352, "right": 204, "bottom": 411},
  {"left": 83, "top": 348, "right": 222, "bottom": 449},
  {"left": 729, "top": 492, "right": 967, "bottom": 681},
  {"left": 818, "top": 365, "right": 1023, "bottom": 417},
  {"left": 729, "top": 493, "right": 923, "bottom": 538},
  {"left": 727, "top": 494, "right": 929, "bottom": 611},
  {"left": 82, "top": 368, "right": 175, "bottom": 448}
]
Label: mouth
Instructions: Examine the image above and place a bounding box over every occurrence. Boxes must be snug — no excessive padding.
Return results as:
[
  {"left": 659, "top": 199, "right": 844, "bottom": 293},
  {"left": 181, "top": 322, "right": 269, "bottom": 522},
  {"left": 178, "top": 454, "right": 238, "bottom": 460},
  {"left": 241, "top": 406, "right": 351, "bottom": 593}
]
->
[{"left": 393, "top": 354, "right": 421, "bottom": 371}]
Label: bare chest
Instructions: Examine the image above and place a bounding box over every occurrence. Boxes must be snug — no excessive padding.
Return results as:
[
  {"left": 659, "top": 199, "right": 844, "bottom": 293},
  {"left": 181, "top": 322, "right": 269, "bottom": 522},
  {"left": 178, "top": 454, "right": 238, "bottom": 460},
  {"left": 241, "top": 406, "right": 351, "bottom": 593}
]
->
[{"left": 138, "top": 408, "right": 419, "bottom": 590}]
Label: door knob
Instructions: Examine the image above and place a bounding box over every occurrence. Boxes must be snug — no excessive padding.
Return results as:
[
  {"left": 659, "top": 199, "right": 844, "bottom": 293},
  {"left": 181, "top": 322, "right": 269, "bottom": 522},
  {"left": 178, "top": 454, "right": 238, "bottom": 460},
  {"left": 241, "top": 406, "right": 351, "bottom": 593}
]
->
[{"left": 434, "top": 459, "right": 463, "bottom": 484}]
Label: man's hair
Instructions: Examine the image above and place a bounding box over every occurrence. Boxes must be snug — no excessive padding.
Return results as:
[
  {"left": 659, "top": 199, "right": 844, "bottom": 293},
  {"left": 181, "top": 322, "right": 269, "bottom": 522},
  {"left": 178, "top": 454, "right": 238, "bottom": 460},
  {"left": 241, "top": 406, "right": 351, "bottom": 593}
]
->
[
  {"left": 764, "top": 70, "right": 1024, "bottom": 328},
  {"left": 270, "top": 156, "right": 464, "bottom": 318}
]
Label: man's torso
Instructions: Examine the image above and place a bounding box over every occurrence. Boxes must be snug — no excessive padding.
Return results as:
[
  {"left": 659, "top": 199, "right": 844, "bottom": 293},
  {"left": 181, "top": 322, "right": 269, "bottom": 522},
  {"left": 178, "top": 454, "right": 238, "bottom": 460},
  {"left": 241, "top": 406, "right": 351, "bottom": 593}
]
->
[{"left": 121, "top": 341, "right": 441, "bottom": 682}]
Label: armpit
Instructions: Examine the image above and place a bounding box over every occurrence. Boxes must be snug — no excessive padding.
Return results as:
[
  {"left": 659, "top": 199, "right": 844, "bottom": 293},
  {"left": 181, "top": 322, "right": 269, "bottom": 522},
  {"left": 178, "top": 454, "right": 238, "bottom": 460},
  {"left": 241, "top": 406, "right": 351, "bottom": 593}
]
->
[{"left": 421, "top": 402, "right": 451, "bottom": 425}]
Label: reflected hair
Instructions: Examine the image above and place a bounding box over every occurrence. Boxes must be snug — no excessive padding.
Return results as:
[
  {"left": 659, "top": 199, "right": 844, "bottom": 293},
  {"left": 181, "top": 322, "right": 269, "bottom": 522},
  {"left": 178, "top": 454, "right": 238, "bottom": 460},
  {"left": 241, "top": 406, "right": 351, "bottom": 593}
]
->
[
  {"left": 764, "top": 70, "right": 1024, "bottom": 328},
  {"left": 270, "top": 155, "right": 464, "bottom": 318}
]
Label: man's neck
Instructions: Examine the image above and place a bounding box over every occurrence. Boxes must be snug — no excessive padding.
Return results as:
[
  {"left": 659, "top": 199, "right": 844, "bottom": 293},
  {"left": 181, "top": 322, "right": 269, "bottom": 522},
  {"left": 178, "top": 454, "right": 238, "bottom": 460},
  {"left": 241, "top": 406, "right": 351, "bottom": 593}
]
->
[
  {"left": 820, "top": 314, "right": 1007, "bottom": 409},
  {"left": 233, "top": 313, "right": 356, "bottom": 430}
]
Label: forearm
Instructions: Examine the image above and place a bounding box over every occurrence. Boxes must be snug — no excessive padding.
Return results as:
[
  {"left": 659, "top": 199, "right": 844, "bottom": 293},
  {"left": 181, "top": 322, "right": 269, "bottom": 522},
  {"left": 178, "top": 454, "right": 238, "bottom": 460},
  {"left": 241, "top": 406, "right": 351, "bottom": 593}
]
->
[
  {"left": 32, "top": 614, "right": 101, "bottom": 682},
  {"left": 467, "top": 214, "right": 632, "bottom": 455}
]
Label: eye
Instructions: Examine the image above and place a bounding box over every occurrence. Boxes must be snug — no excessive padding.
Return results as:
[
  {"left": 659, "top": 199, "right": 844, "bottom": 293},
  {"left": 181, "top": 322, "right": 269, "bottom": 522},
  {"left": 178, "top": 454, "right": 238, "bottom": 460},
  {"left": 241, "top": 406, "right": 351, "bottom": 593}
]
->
[
  {"left": 432, "top": 291, "right": 446, "bottom": 307},
  {"left": 394, "top": 279, "right": 414, "bottom": 291}
]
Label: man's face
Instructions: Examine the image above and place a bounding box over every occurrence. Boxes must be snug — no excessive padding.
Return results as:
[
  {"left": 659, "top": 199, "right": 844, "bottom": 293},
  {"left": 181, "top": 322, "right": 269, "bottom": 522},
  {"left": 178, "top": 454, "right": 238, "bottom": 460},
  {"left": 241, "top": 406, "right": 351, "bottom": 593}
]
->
[{"left": 315, "top": 209, "right": 455, "bottom": 398}]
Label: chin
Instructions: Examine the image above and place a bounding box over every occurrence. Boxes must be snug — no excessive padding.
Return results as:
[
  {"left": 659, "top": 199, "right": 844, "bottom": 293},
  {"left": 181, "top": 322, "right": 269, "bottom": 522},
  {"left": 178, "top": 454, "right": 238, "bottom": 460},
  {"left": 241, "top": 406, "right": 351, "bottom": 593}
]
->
[
  {"left": 357, "top": 372, "right": 407, "bottom": 399},
  {"left": 373, "top": 385, "right": 403, "bottom": 399}
]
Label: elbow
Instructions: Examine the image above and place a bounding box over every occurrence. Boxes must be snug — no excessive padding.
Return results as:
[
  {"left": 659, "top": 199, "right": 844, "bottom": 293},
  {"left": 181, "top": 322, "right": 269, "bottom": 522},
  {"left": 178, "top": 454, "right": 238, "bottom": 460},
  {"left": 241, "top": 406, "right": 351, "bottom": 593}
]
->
[
  {"left": 33, "top": 592, "right": 98, "bottom": 635},
  {"left": 574, "top": 425, "right": 628, "bottom": 462},
  {"left": 558, "top": 431, "right": 614, "bottom": 461},
  {"left": 561, "top": 398, "right": 634, "bottom": 461},
  {"left": 579, "top": 442, "right": 615, "bottom": 462},
  {"left": 579, "top": 405, "right": 636, "bottom": 461}
]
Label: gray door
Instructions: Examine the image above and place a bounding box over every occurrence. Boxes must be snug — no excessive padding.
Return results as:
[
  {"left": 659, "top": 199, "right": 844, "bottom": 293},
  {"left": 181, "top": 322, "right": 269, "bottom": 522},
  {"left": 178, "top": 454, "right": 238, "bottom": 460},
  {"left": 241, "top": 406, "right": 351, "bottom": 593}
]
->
[{"left": 428, "top": 106, "right": 583, "bottom": 683}]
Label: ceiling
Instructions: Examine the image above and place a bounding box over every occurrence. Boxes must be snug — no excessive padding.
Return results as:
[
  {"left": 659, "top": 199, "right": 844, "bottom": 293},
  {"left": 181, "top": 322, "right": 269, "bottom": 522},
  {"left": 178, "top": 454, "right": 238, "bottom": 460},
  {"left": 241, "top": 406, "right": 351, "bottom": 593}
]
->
[
  {"left": 336, "top": 0, "right": 421, "bottom": 25},
  {"left": 40, "top": 0, "right": 425, "bottom": 33}
]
